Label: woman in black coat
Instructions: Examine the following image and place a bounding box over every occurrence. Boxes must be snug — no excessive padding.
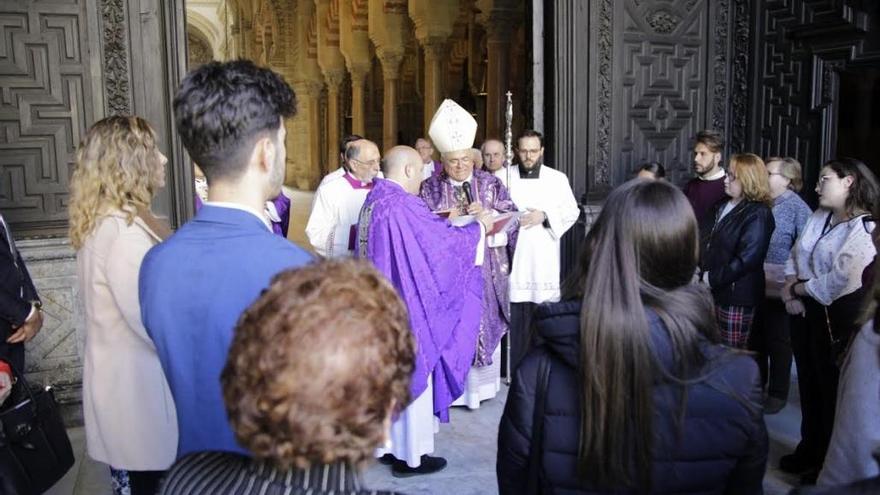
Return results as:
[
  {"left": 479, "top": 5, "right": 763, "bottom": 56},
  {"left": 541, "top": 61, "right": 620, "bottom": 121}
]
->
[
  {"left": 700, "top": 153, "right": 775, "bottom": 348},
  {"left": 497, "top": 180, "right": 768, "bottom": 494}
]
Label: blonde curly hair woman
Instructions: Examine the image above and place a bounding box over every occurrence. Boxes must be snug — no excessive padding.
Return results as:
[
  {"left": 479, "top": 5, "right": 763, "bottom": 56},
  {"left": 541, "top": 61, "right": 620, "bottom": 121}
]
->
[{"left": 69, "top": 116, "right": 177, "bottom": 495}]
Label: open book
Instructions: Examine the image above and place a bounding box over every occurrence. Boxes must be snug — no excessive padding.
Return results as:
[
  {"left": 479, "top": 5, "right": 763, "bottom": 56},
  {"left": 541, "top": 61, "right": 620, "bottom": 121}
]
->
[
  {"left": 442, "top": 211, "right": 522, "bottom": 235},
  {"left": 487, "top": 211, "right": 522, "bottom": 236}
]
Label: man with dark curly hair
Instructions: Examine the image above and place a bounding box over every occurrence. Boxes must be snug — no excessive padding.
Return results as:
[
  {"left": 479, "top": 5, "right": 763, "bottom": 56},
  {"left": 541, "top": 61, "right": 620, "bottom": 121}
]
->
[
  {"left": 140, "top": 60, "right": 312, "bottom": 457},
  {"left": 158, "top": 260, "right": 414, "bottom": 495}
]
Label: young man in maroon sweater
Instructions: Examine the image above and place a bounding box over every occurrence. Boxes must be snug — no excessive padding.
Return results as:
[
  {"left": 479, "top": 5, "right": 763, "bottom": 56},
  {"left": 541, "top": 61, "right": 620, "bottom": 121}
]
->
[{"left": 683, "top": 130, "right": 729, "bottom": 226}]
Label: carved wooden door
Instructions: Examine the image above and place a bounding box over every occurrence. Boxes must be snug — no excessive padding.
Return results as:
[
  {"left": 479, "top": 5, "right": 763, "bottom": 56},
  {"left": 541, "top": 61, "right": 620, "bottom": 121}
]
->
[
  {"left": 548, "top": 0, "right": 750, "bottom": 274},
  {"left": 0, "top": 0, "right": 97, "bottom": 237}
]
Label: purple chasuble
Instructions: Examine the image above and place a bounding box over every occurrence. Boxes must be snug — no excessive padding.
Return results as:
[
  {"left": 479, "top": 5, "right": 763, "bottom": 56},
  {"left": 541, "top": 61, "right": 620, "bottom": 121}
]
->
[
  {"left": 357, "top": 178, "right": 483, "bottom": 422},
  {"left": 419, "top": 169, "right": 517, "bottom": 367}
]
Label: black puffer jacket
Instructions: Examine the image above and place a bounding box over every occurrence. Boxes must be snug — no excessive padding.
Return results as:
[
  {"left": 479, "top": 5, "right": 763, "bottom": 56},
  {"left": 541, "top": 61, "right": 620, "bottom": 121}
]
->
[
  {"left": 496, "top": 301, "right": 768, "bottom": 495},
  {"left": 700, "top": 200, "right": 775, "bottom": 307}
]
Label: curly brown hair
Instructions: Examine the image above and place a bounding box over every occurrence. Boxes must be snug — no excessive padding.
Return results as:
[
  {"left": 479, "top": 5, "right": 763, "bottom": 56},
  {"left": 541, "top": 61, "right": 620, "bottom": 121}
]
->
[{"left": 221, "top": 259, "right": 415, "bottom": 469}]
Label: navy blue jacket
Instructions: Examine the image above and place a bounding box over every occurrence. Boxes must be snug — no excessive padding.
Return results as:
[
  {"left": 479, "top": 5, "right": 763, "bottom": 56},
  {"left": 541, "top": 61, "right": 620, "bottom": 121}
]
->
[
  {"left": 140, "top": 205, "right": 312, "bottom": 457},
  {"left": 700, "top": 200, "right": 775, "bottom": 307},
  {"left": 0, "top": 218, "right": 39, "bottom": 371},
  {"left": 497, "top": 301, "right": 768, "bottom": 494}
]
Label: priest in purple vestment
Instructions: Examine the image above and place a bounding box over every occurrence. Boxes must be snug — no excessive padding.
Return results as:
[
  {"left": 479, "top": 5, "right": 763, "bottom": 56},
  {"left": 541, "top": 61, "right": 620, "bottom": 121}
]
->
[
  {"left": 420, "top": 141, "right": 516, "bottom": 377},
  {"left": 357, "top": 144, "right": 491, "bottom": 476}
]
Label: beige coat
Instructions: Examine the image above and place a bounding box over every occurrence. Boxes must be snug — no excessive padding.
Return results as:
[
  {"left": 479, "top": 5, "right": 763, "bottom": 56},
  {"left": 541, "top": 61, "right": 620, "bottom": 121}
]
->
[{"left": 76, "top": 211, "right": 177, "bottom": 469}]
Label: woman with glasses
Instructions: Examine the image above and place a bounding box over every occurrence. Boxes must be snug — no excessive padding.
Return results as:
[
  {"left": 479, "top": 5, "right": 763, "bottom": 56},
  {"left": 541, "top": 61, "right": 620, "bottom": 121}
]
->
[
  {"left": 749, "top": 157, "right": 813, "bottom": 414},
  {"left": 778, "top": 158, "right": 879, "bottom": 484},
  {"left": 699, "top": 153, "right": 775, "bottom": 349}
]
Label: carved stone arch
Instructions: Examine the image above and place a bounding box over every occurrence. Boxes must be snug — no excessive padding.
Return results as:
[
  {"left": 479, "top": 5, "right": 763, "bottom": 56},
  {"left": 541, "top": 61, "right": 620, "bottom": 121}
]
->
[
  {"left": 187, "top": 25, "right": 215, "bottom": 70},
  {"left": 185, "top": 8, "right": 222, "bottom": 50}
]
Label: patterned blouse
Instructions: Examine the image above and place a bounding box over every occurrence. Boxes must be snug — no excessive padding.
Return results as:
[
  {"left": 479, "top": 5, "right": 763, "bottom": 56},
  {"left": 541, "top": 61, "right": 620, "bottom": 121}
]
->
[{"left": 785, "top": 209, "right": 876, "bottom": 306}]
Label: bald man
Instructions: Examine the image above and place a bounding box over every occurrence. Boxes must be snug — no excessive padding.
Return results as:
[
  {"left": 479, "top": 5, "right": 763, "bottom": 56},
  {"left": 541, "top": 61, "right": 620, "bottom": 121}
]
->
[
  {"left": 481, "top": 139, "right": 506, "bottom": 172},
  {"left": 357, "top": 146, "right": 490, "bottom": 476}
]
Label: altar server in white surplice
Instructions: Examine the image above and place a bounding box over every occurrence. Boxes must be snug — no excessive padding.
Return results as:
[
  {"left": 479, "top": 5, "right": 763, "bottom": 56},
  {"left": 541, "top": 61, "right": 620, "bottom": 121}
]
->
[
  {"left": 495, "top": 129, "right": 579, "bottom": 373},
  {"left": 306, "top": 139, "right": 381, "bottom": 258}
]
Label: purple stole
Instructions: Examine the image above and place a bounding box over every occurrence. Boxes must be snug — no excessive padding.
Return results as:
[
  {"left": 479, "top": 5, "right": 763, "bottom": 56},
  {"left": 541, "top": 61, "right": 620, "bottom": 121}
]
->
[{"left": 343, "top": 173, "right": 373, "bottom": 251}]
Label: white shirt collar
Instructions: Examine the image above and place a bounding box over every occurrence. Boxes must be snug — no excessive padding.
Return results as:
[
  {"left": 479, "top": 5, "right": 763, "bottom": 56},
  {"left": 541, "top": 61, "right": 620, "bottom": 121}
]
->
[
  {"left": 204, "top": 201, "right": 272, "bottom": 231},
  {"left": 699, "top": 167, "right": 726, "bottom": 181},
  {"left": 447, "top": 174, "right": 474, "bottom": 187}
]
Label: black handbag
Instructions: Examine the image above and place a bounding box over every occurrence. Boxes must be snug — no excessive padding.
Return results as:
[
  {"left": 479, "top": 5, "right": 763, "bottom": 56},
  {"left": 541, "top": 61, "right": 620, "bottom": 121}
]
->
[{"left": 0, "top": 364, "right": 74, "bottom": 495}]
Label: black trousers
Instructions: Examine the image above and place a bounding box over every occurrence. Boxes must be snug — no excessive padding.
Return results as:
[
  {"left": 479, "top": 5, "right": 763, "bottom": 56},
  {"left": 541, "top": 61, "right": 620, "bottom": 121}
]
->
[
  {"left": 502, "top": 302, "right": 538, "bottom": 378},
  {"left": 129, "top": 470, "right": 165, "bottom": 495},
  {"left": 791, "top": 291, "right": 864, "bottom": 466},
  {"left": 748, "top": 298, "right": 792, "bottom": 400}
]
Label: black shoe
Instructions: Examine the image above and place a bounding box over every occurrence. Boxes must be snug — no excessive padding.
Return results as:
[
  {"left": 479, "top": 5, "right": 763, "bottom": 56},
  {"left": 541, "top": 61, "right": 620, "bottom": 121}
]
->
[
  {"left": 779, "top": 452, "right": 818, "bottom": 474},
  {"left": 378, "top": 454, "right": 396, "bottom": 465},
  {"left": 391, "top": 455, "right": 448, "bottom": 478},
  {"left": 763, "top": 397, "right": 786, "bottom": 415}
]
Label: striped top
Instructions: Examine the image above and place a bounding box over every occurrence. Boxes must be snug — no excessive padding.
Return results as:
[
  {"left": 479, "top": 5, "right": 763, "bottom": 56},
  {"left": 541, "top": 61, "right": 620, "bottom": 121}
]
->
[{"left": 159, "top": 452, "right": 402, "bottom": 495}]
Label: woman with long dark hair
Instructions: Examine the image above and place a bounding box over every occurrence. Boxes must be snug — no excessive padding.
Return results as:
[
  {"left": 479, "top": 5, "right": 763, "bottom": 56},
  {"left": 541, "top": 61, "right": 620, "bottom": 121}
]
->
[
  {"left": 497, "top": 180, "right": 767, "bottom": 494},
  {"left": 779, "top": 158, "right": 879, "bottom": 483}
]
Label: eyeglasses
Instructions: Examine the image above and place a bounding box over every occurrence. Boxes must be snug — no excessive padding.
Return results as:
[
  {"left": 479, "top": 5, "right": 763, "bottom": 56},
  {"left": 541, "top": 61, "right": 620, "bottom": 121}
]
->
[
  {"left": 817, "top": 175, "right": 836, "bottom": 186},
  {"left": 351, "top": 157, "right": 380, "bottom": 167}
]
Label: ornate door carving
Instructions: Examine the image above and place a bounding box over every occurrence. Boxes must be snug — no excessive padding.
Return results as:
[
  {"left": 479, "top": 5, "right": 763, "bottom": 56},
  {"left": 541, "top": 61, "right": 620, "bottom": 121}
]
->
[
  {"left": 548, "top": 0, "right": 750, "bottom": 273},
  {"left": 598, "top": 0, "right": 749, "bottom": 191},
  {"left": 0, "top": 0, "right": 96, "bottom": 237},
  {"left": 749, "top": 0, "right": 880, "bottom": 203}
]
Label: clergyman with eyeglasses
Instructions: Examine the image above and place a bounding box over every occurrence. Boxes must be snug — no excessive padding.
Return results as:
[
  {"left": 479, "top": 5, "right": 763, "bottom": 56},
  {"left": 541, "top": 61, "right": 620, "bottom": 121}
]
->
[
  {"left": 306, "top": 139, "right": 383, "bottom": 258},
  {"left": 495, "top": 129, "right": 580, "bottom": 373}
]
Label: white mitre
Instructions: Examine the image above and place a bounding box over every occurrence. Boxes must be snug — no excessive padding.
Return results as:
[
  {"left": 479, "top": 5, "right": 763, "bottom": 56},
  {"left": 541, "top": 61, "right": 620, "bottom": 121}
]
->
[{"left": 428, "top": 99, "right": 477, "bottom": 154}]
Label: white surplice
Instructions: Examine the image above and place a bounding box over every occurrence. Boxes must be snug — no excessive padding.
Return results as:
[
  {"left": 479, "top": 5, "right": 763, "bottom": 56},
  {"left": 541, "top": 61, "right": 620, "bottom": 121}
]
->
[
  {"left": 376, "top": 374, "right": 439, "bottom": 468},
  {"left": 451, "top": 345, "right": 501, "bottom": 409},
  {"left": 305, "top": 173, "right": 371, "bottom": 258},
  {"left": 496, "top": 164, "right": 580, "bottom": 303}
]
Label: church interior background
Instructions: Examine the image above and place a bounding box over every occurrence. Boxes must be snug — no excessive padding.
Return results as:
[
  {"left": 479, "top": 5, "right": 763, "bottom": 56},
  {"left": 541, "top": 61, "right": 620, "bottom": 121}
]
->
[
  {"left": 184, "top": 0, "right": 532, "bottom": 191},
  {"left": 2, "top": 0, "right": 880, "bottom": 431}
]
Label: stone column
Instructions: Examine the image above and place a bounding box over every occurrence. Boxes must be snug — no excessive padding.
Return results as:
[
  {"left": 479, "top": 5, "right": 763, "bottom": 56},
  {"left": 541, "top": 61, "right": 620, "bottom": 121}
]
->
[
  {"left": 292, "top": 0, "right": 326, "bottom": 189},
  {"left": 340, "top": 0, "right": 372, "bottom": 137},
  {"left": 409, "top": 0, "right": 459, "bottom": 132},
  {"left": 349, "top": 66, "right": 369, "bottom": 135},
  {"left": 324, "top": 69, "right": 346, "bottom": 171},
  {"left": 421, "top": 38, "right": 448, "bottom": 132},
  {"left": 378, "top": 52, "right": 403, "bottom": 150},
  {"left": 315, "top": 0, "right": 348, "bottom": 172},
  {"left": 369, "top": 0, "right": 408, "bottom": 150},
  {"left": 301, "top": 80, "right": 325, "bottom": 188}
]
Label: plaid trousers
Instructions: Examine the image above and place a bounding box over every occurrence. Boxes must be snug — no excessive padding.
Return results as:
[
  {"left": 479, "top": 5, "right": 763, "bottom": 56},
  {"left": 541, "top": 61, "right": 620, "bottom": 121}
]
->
[{"left": 715, "top": 304, "right": 756, "bottom": 349}]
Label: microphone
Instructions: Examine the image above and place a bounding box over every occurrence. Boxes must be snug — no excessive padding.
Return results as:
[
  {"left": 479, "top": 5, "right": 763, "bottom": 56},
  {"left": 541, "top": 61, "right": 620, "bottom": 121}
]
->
[{"left": 463, "top": 181, "right": 474, "bottom": 205}]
